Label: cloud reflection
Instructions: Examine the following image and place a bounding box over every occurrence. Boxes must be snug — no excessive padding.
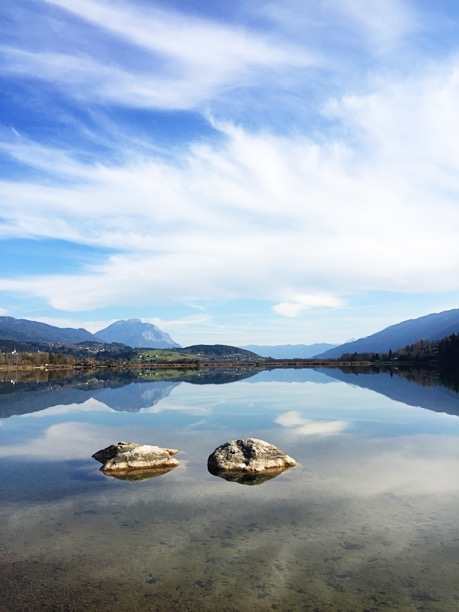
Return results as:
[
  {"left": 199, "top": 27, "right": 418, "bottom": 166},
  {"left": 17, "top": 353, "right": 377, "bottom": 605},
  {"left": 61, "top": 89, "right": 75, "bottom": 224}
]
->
[
  {"left": 0, "top": 422, "right": 105, "bottom": 460},
  {"left": 276, "top": 410, "right": 348, "bottom": 436}
]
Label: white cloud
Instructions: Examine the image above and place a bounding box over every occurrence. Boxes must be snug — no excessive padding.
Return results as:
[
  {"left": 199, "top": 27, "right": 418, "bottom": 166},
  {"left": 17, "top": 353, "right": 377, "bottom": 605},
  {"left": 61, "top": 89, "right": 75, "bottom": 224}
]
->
[
  {"left": 332, "top": 0, "right": 417, "bottom": 54},
  {"left": 2, "top": 87, "right": 459, "bottom": 314},
  {"left": 273, "top": 294, "right": 344, "bottom": 317},
  {"left": 0, "top": 130, "right": 96, "bottom": 179}
]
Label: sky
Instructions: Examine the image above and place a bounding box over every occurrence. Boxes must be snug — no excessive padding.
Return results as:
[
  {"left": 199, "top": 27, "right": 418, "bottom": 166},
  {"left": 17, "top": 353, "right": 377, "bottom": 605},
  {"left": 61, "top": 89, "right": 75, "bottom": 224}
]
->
[{"left": 1, "top": 0, "right": 459, "bottom": 347}]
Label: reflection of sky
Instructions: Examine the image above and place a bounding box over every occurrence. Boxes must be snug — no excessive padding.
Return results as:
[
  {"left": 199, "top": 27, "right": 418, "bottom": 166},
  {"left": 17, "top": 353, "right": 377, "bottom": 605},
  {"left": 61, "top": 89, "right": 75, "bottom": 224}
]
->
[{"left": 1, "top": 374, "right": 459, "bottom": 467}]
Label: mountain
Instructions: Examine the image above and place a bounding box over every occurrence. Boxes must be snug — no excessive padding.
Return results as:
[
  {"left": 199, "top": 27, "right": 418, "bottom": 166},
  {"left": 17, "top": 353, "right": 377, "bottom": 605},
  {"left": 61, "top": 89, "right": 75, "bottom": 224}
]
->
[
  {"left": 0, "top": 316, "right": 180, "bottom": 349},
  {"left": 0, "top": 376, "right": 180, "bottom": 418},
  {"left": 316, "top": 308, "right": 459, "bottom": 358},
  {"left": 95, "top": 318, "right": 180, "bottom": 348},
  {"left": 0, "top": 316, "right": 95, "bottom": 344},
  {"left": 242, "top": 343, "right": 338, "bottom": 359}
]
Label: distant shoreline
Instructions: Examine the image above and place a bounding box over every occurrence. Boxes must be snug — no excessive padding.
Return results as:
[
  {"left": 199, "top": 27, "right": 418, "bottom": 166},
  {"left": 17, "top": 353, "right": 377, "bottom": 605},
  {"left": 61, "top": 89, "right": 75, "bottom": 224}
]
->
[{"left": 0, "top": 359, "right": 380, "bottom": 372}]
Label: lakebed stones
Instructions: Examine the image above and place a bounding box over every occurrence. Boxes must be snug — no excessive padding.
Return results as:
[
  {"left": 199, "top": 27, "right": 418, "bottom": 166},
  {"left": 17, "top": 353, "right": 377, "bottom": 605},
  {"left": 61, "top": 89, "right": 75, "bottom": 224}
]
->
[
  {"left": 207, "top": 438, "right": 296, "bottom": 476},
  {"left": 92, "top": 441, "right": 179, "bottom": 474}
]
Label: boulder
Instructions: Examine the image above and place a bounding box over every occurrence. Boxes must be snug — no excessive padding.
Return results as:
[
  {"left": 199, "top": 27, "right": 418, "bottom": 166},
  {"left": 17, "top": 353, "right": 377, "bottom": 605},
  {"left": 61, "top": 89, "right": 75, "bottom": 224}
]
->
[
  {"left": 207, "top": 438, "right": 296, "bottom": 474},
  {"left": 92, "top": 441, "right": 179, "bottom": 473}
]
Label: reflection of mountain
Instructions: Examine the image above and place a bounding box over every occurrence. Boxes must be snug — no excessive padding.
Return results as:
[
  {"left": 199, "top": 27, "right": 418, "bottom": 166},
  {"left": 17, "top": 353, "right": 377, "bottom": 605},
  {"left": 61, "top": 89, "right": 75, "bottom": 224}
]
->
[
  {"left": 0, "top": 384, "right": 90, "bottom": 418},
  {"left": 180, "top": 368, "right": 259, "bottom": 385},
  {"left": 94, "top": 382, "right": 180, "bottom": 412},
  {"left": 2, "top": 366, "right": 459, "bottom": 420},
  {"left": 0, "top": 379, "right": 180, "bottom": 418},
  {"left": 0, "top": 368, "right": 260, "bottom": 418},
  {"left": 320, "top": 368, "right": 459, "bottom": 417}
]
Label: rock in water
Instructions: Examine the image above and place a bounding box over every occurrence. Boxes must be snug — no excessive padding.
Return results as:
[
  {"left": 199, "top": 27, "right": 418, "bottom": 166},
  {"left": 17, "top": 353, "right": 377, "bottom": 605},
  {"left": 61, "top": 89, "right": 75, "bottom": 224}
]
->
[
  {"left": 92, "top": 441, "right": 179, "bottom": 473},
  {"left": 207, "top": 438, "right": 296, "bottom": 473}
]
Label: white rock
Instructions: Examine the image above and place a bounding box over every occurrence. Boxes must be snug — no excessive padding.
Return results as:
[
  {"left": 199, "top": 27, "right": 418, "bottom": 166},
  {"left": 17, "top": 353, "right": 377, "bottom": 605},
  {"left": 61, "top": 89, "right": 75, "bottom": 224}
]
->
[
  {"left": 92, "top": 441, "right": 179, "bottom": 473},
  {"left": 207, "top": 438, "right": 296, "bottom": 473}
]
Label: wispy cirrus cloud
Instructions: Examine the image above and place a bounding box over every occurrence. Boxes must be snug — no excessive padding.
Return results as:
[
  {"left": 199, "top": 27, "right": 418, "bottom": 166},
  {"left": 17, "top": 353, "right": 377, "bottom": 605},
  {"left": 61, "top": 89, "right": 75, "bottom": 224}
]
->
[{"left": 1, "top": 0, "right": 313, "bottom": 112}]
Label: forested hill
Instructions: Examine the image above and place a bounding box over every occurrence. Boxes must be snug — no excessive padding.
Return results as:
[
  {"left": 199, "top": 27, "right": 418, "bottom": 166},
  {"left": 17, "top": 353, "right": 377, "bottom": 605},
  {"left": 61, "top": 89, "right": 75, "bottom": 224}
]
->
[
  {"left": 182, "top": 345, "right": 259, "bottom": 358},
  {"left": 332, "top": 333, "right": 459, "bottom": 368}
]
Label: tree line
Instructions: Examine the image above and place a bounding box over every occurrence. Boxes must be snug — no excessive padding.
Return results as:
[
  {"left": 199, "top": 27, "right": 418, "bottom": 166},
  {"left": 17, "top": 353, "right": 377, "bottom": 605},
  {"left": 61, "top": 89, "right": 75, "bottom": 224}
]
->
[{"left": 337, "top": 333, "right": 459, "bottom": 365}]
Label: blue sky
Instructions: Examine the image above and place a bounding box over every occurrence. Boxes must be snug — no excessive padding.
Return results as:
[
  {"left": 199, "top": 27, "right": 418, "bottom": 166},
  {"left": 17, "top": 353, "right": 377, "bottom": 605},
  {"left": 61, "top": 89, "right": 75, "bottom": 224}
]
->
[{"left": 1, "top": 0, "right": 459, "bottom": 346}]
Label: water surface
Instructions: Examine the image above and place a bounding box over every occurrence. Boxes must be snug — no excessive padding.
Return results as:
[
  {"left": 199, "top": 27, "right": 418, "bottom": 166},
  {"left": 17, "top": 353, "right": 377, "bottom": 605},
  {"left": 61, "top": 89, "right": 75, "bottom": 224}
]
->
[{"left": 1, "top": 368, "right": 458, "bottom": 610}]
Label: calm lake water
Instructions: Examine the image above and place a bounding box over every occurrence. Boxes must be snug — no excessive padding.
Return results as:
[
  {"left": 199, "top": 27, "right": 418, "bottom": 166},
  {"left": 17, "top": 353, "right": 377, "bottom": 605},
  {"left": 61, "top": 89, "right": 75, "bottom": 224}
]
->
[{"left": 1, "top": 367, "right": 459, "bottom": 611}]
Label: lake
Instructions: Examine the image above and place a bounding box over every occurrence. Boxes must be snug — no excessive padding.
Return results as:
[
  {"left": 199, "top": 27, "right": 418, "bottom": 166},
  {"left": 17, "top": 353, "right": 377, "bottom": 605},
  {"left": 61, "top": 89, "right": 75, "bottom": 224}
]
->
[{"left": 1, "top": 367, "right": 459, "bottom": 611}]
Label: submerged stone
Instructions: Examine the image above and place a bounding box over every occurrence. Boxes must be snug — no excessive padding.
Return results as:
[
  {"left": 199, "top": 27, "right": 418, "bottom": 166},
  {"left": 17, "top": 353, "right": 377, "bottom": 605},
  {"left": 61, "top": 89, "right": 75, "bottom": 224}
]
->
[
  {"left": 92, "top": 441, "right": 179, "bottom": 473},
  {"left": 207, "top": 438, "right": 296, "bottom": 474}
]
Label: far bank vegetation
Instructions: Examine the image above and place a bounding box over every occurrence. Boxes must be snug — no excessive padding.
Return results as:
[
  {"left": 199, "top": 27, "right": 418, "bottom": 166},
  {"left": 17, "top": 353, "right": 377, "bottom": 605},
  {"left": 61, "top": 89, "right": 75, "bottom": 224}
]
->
[{"left": 1, "top": 334, "right": 459, "bottom": 371}]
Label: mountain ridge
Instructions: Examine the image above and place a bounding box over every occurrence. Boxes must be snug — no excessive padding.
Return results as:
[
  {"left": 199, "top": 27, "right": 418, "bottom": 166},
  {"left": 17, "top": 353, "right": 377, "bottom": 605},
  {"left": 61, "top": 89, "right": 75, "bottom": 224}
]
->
[
  {"left": 0, "top": 316, "right": 180, "bottom": 349},
  {"left": 0, "top": 316, "right": 95, "bottom": 344},
  {"left": 316, "top": 308, "right": 459, "bottom": 358}
]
